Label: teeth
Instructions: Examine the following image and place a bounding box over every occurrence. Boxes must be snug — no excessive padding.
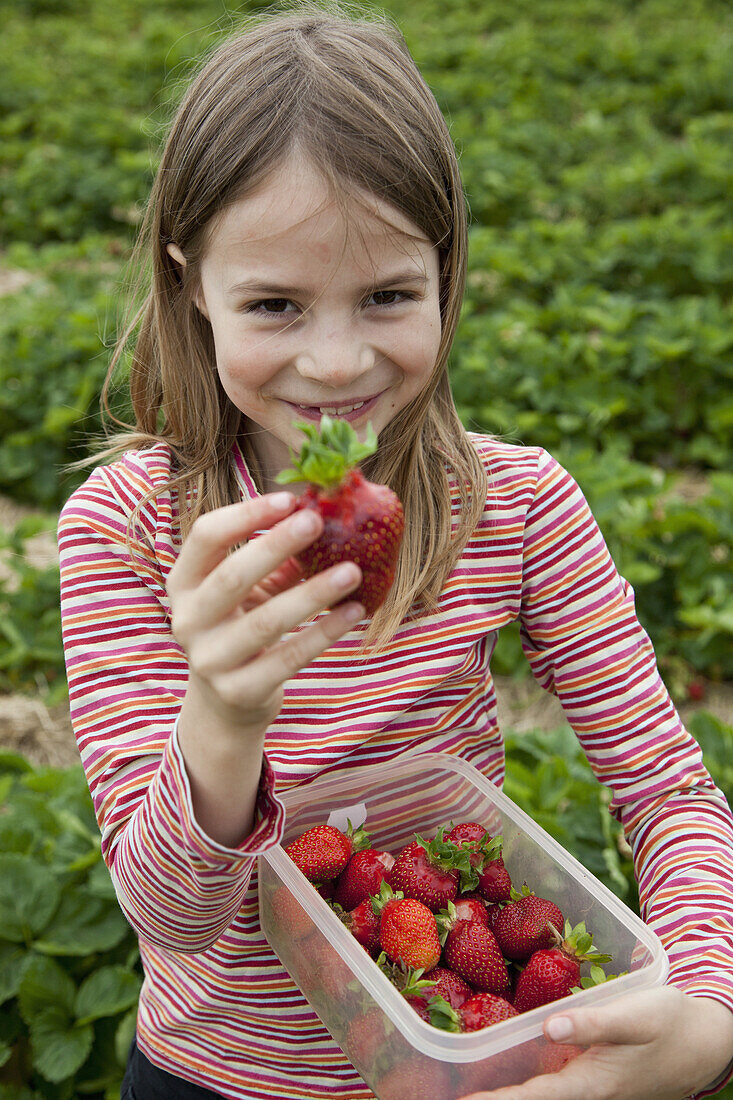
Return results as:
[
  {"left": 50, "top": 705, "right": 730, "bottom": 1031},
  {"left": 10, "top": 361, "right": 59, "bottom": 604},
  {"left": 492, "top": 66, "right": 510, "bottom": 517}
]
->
[{"left": 297, "top": 401, "right": 367, "bottom": 415}]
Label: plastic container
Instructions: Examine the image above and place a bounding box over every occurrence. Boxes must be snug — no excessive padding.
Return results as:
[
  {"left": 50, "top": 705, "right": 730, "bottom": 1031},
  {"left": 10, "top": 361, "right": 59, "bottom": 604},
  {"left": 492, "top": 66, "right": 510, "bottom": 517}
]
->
[{"left": 258, "top": 752, "right": 669, "bottom": 1099}]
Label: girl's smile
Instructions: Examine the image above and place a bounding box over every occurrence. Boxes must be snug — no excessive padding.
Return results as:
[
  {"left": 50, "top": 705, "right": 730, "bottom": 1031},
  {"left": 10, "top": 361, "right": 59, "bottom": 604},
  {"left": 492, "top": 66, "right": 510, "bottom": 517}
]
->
[{"left": 169, "top": 152, "right": 442, "bottom": 492}]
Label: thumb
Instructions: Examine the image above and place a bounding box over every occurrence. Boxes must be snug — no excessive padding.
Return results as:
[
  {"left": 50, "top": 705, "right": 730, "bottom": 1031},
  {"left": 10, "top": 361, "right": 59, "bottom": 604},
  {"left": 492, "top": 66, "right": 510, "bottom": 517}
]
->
[{"left": 544, "top": 988, "right": 661, "bottom": 1048}]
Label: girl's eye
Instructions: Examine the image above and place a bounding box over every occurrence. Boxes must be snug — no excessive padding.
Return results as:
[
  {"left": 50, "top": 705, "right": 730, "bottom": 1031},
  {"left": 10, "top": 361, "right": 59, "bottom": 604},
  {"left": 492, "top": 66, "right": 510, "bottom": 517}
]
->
[
  {"left": 246, "top": 298, "right": 295, "bottom": 315},
  {"left": 369, "top": 290, "right": 412, "bottom": 307}
]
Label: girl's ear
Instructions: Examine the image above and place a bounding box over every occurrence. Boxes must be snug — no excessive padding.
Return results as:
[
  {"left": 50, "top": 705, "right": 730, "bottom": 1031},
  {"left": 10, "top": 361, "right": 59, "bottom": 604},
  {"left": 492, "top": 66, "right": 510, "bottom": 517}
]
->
[{"left": 165, "top": 243, "right": 209, "bottom": 319}]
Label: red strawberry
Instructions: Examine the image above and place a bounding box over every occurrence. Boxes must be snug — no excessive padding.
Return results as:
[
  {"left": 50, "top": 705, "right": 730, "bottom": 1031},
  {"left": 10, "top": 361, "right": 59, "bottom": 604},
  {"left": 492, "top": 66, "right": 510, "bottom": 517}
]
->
[
  {"left": 442, "top": 918, "right": 511, "bottom": 995},
  {"left": 403, "top": 966, "right": 473, "bottom": 1014},
  {"left": 284, "top": 822, "right": 364, "bottom": 882},
  {"left": 276, "top": 415, "right": 404, "bottom": 615},
  {"left": 266, "top": 885, "right": 313, "bottom": 942},
  {"left": 492, "top": 885, "right": 565, "bottom": 961},
  {"left": 376, "top": 1056, "right": 452, "bottom": 1100},
  {"left": 513, "top": 921, "right": 612, "bottom": 1013},
  {"left": 476, "top": 853, "right": 513, "bottom": 902},
  {"left": 376, "top": 958, "right": 453, "bottom": 1021},
  {"left": 334, "top": 847, "right": 395, "bottom": 909},
  {"left": 538, "top": 1041, "right": 584, "bottom": 1074},
  {"left": 389, "top": 834, "right": 462, "bottom": 912},
  {"left": 344, "top": 1006, "right": 394, "bottom": 1070},
  {"left": 445, "top": 821, "right": 491, "bottom": 845},
  {"left": 337, "top": 897, "right": 382, "bottom": 955},
  {"left": 452, "top": 894, "right": 490, "bottom": 926},
  {"left": 379, "top": 897, "right": 442, "bottom": 972},
  {"left": 431, "top": 991, "right": 518, "bottom": 1033}
]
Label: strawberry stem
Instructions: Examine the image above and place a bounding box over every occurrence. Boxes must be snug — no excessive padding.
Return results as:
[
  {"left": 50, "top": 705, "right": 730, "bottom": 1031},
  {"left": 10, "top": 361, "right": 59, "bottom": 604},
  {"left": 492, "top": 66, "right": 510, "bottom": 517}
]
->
[{"left": 275, "top": 415, "right": 378, "bottom": 490}]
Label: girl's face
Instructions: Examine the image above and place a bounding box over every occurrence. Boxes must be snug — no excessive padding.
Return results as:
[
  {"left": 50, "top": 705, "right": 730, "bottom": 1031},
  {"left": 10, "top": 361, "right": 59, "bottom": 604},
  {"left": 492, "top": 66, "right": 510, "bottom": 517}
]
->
[{"left": 173, "top": 154, "right": 442, "bottom": 492}]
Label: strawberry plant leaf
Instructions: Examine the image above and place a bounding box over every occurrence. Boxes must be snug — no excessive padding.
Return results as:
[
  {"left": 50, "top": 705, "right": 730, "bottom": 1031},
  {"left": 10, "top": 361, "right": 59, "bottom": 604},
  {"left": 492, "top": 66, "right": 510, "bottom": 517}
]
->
[
  {"left": 0, "top": 855, "right": 61, "bottom": 943},
  {"left": 0, "top": 942, "right": 28, "bottom": 1006},
  {"left": 29, "top": 1004, "right": 93, "bottom": 1083},
  {"left": 74, "top": 965, "right": 142, "bottom": 1026}
]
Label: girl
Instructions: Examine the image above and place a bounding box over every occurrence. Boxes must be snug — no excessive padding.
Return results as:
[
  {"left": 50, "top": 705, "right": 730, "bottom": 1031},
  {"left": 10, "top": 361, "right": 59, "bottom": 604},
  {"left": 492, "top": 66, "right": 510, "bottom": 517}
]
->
[{"left": 56, "top": 5, "right": 733, "bottom": 1099}]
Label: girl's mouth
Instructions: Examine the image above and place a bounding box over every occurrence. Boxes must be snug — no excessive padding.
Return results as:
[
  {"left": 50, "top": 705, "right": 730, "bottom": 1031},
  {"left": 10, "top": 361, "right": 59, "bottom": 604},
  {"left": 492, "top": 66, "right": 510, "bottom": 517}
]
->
[{"left": 285, "top": 392, "right": 381, "bottom": 423}]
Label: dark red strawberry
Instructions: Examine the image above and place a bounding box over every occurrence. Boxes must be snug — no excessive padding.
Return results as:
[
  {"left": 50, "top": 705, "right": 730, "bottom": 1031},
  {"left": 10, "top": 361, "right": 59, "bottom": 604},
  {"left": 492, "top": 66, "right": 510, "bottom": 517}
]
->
[
  {"left": 430, "top": 991, "right": 518, "bottom": 1032},
  {"left": 376, "top": 957, "right": 451, "bottom": 1021},
  {"left": 403, "top": 966, "right": 473, "bottom": 1014},
  {"left": 445, "top": 822, "right": 513, "bottom": 901},
  {"left": 513, "top": 921, "right": 612, "bottom": 1013},
  {"left": 442, "top": 918, "right": 510, "bottom": 995},
  {"left": 336, "top": 897, "right": 381, "bottom": 955},
  {"left": 334, "top": 847, "right": 395, "bottom": 909},
  {"left": 476, "top": 853, "right": 513, "bottom": 902},
  {"left": 389, "top": 835, "right": 462, "bottom": 912},
  {"left": 492, "top": 885, "right": 565, "bottom": 961},
  {"left": 276, "top": 415, "right": 404, "bottom": 615}
]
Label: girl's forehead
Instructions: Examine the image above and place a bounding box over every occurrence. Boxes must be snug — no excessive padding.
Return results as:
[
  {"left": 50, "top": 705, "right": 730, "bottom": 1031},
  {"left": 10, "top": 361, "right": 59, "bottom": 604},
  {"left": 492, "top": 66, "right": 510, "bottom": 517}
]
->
[{"left": 204, "top": 157, "right": 429, "bottom": 266}]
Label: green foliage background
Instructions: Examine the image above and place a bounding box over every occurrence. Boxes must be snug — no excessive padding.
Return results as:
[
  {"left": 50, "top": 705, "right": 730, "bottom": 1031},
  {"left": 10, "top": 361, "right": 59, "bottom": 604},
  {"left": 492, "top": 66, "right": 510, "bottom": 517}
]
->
[{"left": 0, "top": 0, "right": 732, "bottom": 1096}]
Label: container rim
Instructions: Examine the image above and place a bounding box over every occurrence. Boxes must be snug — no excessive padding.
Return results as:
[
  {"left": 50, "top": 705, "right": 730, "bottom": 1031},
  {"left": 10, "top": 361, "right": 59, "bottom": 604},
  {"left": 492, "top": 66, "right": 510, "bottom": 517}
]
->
[{"left": 259, "top": 750, "right": 670, "bottom": 1061}]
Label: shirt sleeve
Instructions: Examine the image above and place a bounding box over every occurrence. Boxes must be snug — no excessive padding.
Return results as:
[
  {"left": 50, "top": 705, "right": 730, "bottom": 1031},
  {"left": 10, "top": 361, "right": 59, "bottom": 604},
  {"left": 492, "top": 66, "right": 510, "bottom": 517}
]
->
[
  {"left": 56, "top": 461, "right": 285, "bottom": 953},
  {"left": 517, "top": 450, "right": 733, "bottom": 1097}
]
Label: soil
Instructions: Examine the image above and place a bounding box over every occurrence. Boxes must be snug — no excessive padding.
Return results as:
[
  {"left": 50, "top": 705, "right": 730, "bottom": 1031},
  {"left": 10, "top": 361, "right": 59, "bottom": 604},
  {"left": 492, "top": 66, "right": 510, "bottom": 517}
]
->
[{"left": 0, "top": 493, "right": 730, "bottom": 772}]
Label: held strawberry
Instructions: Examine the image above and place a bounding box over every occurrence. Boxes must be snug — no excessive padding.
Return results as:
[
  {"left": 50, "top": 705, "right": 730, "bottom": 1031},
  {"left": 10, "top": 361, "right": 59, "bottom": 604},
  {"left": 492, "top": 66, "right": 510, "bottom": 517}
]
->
[{"left": 276, "top": 415, "right": 404, "bottom": 615}]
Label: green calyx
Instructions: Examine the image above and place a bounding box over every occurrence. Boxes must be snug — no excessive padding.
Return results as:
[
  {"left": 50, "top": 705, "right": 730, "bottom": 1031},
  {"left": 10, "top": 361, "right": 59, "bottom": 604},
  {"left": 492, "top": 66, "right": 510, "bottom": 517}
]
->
[
  {"left": 345, "top": 818, "right": 371, "bottom": 853},
  {"left": 414, "top": 827, "right": 493, "bottom": 893},
  {"left": 570, "top": 965, "right": 628, "bottom": 994},
  {"left": 427, "top": 993, "right": 462, "bottom": 1032},
  {"left": 369, "top": 878, "right": 404, "bottom": 918},
  {"left": 275, "top": 415, "right": 378, "bottom": 491},
  {"left": 551, "top": 920, "right": 613, "bottom": 966},
  {"left": 377, "top": 957, "right": 439, "bottom": 1000}
]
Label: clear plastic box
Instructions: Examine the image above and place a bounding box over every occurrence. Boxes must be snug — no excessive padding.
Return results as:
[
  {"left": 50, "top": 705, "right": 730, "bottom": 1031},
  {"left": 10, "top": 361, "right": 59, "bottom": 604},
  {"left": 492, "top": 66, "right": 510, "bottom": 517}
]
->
[{"left": 258, "top": 751, "right": 669, "bottom": 1098}]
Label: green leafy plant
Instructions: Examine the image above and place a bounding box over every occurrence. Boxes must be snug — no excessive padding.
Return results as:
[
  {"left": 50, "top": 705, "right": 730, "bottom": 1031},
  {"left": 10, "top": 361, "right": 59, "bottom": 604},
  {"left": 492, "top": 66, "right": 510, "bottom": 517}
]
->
[
  {"left": 0, "top": 751, "right": 141, "bottom": 1099},
  {"left": 0, "top": 517, "right": 66, "bottom": 701}
]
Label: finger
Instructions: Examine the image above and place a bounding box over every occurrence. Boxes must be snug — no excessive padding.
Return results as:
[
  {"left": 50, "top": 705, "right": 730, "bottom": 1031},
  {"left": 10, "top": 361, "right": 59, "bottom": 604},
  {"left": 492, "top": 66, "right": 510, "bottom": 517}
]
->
[
  {"left": 190, "top": 561, "right": 362, "bottom": 676},
  {"left": 216, "top": 581, "right": 364, "bottom": 700},
  {"left": 245, "top": 556, "right": 304, "bottom": 608},
  {"left": 458, "top": 1050, "right": 594, "bottom": 1100},
  {"left": 543, "top": 988, "right": 661, "bottom": 1049},
  {"left": 187, "top": 507, "right": 325, "bottom": 631},
  {"left": 168, "top": 492, "right": 296, "bottom": 594}
]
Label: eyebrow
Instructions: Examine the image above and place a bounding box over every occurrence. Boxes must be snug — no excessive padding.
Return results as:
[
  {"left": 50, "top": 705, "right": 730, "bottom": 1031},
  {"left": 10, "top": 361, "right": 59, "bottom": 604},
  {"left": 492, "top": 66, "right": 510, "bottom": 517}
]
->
[{"left": 226, "top": 270, "right": 429, "bottom": 298}]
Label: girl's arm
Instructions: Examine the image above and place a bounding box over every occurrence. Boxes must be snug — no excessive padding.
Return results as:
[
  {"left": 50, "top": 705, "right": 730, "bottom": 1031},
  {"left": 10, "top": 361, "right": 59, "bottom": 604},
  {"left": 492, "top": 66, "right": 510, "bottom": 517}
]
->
[
  {"left": 57, "top": 454, "right": 361, "bottom": 952},
  {"left": 507, "top": 449, "right": 733, "bottom": 1098}
]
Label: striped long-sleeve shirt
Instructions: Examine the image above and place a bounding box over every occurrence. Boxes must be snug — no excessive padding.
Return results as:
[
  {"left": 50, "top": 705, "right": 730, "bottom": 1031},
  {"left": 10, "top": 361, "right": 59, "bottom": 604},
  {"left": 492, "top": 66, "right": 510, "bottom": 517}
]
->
[{"left": 56, "top": 435, "right": 733, "bottom": 1099}]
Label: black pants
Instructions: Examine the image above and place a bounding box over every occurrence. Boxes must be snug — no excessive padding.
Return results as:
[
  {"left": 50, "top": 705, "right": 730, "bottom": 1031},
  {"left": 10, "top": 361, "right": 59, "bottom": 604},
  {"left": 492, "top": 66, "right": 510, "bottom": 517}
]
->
[{"left": 121, "top": 1035, "right": 227, "bottom": 1099}]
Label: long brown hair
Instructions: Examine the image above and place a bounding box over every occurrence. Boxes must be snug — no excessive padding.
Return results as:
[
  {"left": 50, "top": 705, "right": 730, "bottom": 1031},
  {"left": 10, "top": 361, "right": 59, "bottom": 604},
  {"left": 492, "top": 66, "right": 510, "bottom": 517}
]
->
[{"left": 64, "top": 0, "right": 488, "bottom": 652}]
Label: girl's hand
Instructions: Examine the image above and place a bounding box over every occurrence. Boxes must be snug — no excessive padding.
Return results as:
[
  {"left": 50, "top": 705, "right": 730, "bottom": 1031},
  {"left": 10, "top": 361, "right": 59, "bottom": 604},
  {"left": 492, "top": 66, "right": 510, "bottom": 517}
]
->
[
  {"left": 167, "top": 491, "right": 363, "bottom": 737},
  {"left": 457, "top": 988, "right": 733, "bottom": 1100}
]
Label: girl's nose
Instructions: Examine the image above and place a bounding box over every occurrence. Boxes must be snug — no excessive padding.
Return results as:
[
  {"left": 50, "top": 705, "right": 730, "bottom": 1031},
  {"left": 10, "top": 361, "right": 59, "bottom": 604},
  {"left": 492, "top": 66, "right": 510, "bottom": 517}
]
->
[{"left": 294, "top": 338, "right": 376, "bottom": 387}]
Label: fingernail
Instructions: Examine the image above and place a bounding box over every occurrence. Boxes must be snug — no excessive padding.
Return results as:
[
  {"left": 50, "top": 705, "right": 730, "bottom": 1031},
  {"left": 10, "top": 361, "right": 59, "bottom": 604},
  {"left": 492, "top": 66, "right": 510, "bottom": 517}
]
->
[
  {"left": 268, "top": 492, "right": 293, "bottom": 511},
  {"left": 343, "top": 602, "right": 365, "bottom": 623},
  {"left": 547, "top": 1016, "right": 573, "bottom": 1042}
]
